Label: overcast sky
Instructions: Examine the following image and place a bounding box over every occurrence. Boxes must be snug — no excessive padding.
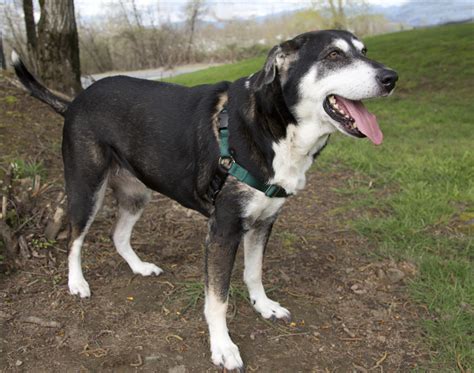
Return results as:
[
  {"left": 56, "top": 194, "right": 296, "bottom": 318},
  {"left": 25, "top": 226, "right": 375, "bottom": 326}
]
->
[{"left": 74, "top": 0, "right": 410, "bottom": 22}]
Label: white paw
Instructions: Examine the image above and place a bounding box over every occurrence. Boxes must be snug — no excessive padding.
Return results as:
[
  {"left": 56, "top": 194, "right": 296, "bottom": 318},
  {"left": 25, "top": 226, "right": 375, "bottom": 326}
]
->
[
  {"left": 131, "top": 262, "right": 163, "bottom": 277},
  {"left": 252, "top": 296, "right": 291, "bottom": 321},
  {"left": 211, "top": 341, "right": 244, "bottom": 371},
  {"left": 68, "top": 277, "right": 91, "bottom": 298}
]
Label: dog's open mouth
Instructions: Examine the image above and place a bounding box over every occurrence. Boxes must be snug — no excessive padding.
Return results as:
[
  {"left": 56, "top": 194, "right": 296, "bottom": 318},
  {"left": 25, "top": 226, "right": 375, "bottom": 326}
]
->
[{"left": 323, "top": 95, "right": 383, "bottom": 145}]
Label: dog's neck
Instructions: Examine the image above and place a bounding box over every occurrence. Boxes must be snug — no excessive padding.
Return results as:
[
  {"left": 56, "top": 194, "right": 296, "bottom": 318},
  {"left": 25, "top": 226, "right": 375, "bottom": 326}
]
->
[
  {"left": 252, "top": 79, "right": 295, "bottom": 140},
  {"left": 229, "top": 77, "right": 330, "bottom": 194}
]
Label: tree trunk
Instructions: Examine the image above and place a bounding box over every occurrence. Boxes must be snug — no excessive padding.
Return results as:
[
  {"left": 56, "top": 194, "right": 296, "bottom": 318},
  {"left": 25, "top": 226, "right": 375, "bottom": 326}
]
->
[
  {"left": 36, "top": 0, "right": 82, "bottom": 96},
  {"left": 23, "top": 0, "right": 37, "bottom": 59},
  {"left": 0, "top": 31, "right": 6, "bottom": 70},
  {"left": 185, "top": 0, "right": 206, "bottom": 62},
  {"left": 186, "top": 9, "right": 198, "bottom": 62}
]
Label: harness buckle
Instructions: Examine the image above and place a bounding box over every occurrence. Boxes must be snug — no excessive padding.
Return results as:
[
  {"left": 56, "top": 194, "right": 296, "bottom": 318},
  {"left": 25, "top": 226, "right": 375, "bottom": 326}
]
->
[
  {"left": 264, "top": 184, "right": 284, "bottom": 197},
  {"left": 218, "top": 156, "right": 234, "bottom": 171}
]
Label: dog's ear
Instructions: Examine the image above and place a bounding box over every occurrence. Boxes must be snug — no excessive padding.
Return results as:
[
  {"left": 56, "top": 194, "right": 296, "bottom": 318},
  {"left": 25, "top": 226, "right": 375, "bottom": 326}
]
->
[
  {"left": 253, "top": 38, "right": 303, "bottom": 91},
  {"left": 253, "top": 45, "right": 281, "bottom": 90}
]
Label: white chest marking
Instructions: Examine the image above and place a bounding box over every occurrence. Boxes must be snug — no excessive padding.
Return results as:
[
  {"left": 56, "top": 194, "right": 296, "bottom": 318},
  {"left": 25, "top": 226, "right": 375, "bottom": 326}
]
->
[
  {"left": 270, "top": 124, "right": 329, "bottom": 194},
  {"left": 243, "top": 190, "right": 286, "bottom": 225},
  {"left": 242, "top": 125, "right": 329, "bottom": 224}
]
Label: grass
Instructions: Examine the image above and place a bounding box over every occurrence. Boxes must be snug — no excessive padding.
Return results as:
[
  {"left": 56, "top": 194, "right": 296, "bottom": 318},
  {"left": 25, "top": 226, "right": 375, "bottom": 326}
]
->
[
  {"left": 174, "top": 281, "right": 250, "bottom": 314},
  {"left": 166, "top": 23, "right": 474, "bottom": 370},
  {"left": 321, "top": 26, "right": 474, "bottom": 371},
  {"left": 10, "top": 158, "right": 46, "bottom": 180},
  {"left": 164, "top": 56, "right": 265, "bottom": 86}
]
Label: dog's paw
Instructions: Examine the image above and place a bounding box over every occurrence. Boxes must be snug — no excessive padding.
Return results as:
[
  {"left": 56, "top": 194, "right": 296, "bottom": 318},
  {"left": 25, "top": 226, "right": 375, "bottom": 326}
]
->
[
  {"left": 252, "top": 297, "right": 291, "bottom": 322},
  {"left": 132, "top": 262, "right": 163, "bottom": 277},
  {"left": 68, "top": 278, "right": 91, "bottom": 298},
  {"left": 211, "top": 341, "right": 244, "bottom": 371}
]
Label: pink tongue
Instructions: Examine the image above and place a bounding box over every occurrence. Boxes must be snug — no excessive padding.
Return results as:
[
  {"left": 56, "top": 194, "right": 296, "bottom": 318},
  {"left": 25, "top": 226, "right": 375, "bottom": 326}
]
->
[{"left": 336, "top": 96, "right": 383, "bottom": 145}]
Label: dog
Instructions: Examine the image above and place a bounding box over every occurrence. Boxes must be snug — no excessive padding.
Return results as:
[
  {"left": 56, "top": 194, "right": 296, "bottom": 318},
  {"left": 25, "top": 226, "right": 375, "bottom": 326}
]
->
[{"left": 13, "top": 29, "right": 397, "bottom": 371}]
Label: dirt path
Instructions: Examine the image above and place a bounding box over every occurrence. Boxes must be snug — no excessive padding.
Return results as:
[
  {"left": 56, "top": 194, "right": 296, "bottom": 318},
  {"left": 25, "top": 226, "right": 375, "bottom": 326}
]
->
[{"left": 0, "top": 80, "right": 427, "bottom": 372}]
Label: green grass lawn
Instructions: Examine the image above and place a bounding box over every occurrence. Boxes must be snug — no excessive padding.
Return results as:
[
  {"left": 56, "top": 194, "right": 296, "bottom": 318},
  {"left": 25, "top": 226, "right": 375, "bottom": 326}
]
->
[{"left": 167, "top": 24, "right": 474, "bottom": 370}]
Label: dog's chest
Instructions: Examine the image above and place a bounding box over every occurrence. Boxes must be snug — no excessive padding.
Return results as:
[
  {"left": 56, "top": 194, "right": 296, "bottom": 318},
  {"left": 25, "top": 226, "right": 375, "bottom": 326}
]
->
[
  {"left": 242, "top": 129, "right": 327, "bottom": 225},
  {"left": 270, "top": 124, "right": 329, "bottom": 194},
  {"left": 243, "top": 191, "right": 286, "bottom": 226}
]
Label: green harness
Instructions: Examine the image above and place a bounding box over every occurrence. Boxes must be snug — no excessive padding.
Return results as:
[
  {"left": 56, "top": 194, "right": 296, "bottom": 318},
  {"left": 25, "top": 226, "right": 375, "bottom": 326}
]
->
[{"left": 214, "top": 106, "right": 291, "bottom": 201}]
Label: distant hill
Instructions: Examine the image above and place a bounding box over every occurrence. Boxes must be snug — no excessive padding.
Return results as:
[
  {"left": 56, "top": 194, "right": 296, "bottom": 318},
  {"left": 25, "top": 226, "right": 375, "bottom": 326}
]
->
[{"left": 371, "top": 0, "right": 473, "bottom": 27}]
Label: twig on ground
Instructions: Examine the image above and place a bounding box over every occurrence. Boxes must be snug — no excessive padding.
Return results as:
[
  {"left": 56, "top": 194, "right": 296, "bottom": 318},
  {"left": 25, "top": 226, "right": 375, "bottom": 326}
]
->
[
  {"left": 372, "top": 352, "right": 388, "bottom": 370},
  {"left": 44, "top": 192, "right": 66, "bottom": 240},
  {"left": 157, "top": 280, "right": 175, "bottom": 289},
  {"left": 18, "top": 316, "right": 61, "bottom": 328},
  {"left": 1, "top": 196, "right": 6, "bottom": 219},
  {"left": 26, "top": 279, "right": 39, "bottom": 287},
  {"left": 130, "top": 354, "right": 143, "bottom": 367},
  {"left": 165, "top": 334, "right": 183, "bottom": 343},
  {"left": 342, "top": 323, "right": 356, "bottom": 338},
  {"left": 353, "top": 363, "right": 369, "bottom": 373},
  {"left": 456, "top": 353, "right": 466, "bottom": 373},
  {"left": 0, "top": 164, "right": 17, "bottom": 264},
  {"left": 269, "top": 332, "right": 309, "bottom": 340},
  {"left": 14, "top": 210, "right": 42, "bottom": 234},
  {"left": 80, "top": 343, "right": 108, "bottom": 357}
]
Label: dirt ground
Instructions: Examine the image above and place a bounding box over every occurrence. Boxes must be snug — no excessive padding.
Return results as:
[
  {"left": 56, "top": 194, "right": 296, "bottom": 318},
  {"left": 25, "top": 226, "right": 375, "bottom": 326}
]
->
[{"left": 0, "top": 79, "right": 428, "bottom": 372}]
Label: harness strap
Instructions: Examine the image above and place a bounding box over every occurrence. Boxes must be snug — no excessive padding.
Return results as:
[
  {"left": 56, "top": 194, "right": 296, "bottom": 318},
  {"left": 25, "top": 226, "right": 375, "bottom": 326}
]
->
[{"left": 208, "top": 106, "right": 291, "bottom": 203}]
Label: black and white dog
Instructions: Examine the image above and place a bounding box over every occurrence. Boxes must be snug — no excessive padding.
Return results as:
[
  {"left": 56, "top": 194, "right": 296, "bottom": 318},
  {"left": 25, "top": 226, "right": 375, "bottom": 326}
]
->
[{"left": 13, "top": 30, "right": 397, "bottom": 370}]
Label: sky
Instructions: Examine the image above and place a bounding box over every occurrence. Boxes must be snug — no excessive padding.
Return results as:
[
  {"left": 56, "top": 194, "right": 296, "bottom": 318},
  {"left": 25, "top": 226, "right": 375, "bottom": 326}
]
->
[{"left": 74, "top": 0, "right": 410, "bottom": 22}]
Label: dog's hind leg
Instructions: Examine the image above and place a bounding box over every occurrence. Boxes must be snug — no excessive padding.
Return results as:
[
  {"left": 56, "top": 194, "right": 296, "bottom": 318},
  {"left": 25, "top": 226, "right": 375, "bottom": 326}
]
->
[
  {"left": 204, "top": 213, "right": 244, "bottom": 371},
  {"left": 244, "top": 220, "right": 291, "bottom": 321},
  {"left": 66, "top": 172, "right": 108, "bottom": 298},
  {"left": 110, "top": 169, "right": 163, "bottom": 277}
]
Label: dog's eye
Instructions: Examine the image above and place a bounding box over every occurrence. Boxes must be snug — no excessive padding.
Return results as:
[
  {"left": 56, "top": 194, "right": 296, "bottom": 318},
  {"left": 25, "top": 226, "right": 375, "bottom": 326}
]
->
[
  {"left": 362, "top": 48, "right": 368, "bottom": 55},
  {"left": 328, "top": 50, "right": 341, "bottom": 60}
]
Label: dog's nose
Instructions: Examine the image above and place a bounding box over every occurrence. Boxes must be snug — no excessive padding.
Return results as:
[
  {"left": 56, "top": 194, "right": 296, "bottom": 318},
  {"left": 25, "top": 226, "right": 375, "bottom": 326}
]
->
[{"left": 376, "top": 69, "right": 398, "bottom": 92}]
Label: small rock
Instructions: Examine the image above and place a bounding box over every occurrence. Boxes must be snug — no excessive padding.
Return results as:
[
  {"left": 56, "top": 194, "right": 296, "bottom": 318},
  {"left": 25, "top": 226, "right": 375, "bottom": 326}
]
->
[
  {"left": 386, "top": 268, "right": 405, "bottom": 283},
  {"left": 377, "top": 335, "right": 386, "bottom": 343},
  {"left": 145, "top": 355, "right": 161, "bottom": 362},
  {"left": 376, "top": 269, "right": 385, "bottom": 279},
  {"left": 351, "top": 284, "right": 367, "bottom": 294},
  {"left": 15, "top": 360, "right": 23, "bottom": 367}
]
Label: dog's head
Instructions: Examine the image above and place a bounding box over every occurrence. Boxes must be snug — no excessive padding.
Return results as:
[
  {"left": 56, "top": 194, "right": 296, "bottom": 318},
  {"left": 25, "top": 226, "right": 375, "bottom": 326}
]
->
[{"left": 252, "top": 30, "right": 398, "bottom": 145}]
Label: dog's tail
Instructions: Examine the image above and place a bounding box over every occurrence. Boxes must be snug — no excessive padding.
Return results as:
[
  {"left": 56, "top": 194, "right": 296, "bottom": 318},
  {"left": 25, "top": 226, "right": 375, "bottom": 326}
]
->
[{"left": 11, "top": 51, "right": 71, "bottom": 116}]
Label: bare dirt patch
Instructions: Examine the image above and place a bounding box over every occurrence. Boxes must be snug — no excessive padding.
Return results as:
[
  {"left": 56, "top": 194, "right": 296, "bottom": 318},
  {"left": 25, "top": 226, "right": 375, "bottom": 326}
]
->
[{"left": 0, "top": 80, "right": 427, "bottom": 372}]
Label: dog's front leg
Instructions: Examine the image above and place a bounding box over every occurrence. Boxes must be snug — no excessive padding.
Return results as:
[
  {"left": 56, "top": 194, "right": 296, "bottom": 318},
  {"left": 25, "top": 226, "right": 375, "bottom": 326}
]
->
[
  {"left": 244, "top": 220, "right": 291, "bottom": 321},
  {"left": 204, "top": 215, "right": 244, "bottom": 371}
]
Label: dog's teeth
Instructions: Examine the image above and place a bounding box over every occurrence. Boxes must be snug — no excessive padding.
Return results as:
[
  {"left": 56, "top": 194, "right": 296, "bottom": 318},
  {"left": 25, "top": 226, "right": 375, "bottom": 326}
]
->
[
  {"left": 353, "top": 122, "right": 358, "bottom": 128},
  {"left": 344, "top": 114, "right": 349, "bottom": 118},
  {"left": 329, "top": 96, "right": 336, "bottom": 104},
  {"left": 333, "top": 103, "right": 339, "bottom": 109}
]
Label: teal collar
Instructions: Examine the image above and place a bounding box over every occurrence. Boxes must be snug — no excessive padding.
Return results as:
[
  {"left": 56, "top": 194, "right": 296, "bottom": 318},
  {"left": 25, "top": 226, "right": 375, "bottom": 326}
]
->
[{"left": 217, "top": 107, "right": 291, "bottom": 199}]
